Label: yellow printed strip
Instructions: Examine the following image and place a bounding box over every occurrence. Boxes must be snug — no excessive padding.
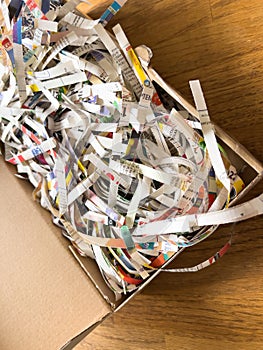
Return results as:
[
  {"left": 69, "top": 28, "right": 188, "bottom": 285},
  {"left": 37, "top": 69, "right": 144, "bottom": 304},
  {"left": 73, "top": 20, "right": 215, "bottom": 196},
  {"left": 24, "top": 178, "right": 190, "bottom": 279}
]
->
[
  {"left": 126, "top": 46, "right": 149, "bottom": 86},
  {"left": 113, "top": 24, "right": 150, "bottom": 87}
]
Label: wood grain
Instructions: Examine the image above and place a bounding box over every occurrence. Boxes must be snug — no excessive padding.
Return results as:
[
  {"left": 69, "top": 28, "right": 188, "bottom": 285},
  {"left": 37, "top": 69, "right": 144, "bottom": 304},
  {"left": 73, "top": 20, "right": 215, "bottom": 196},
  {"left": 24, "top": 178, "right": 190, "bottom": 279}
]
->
[{"left": 76, "top": 1, "right": 263, "bottom": 349}]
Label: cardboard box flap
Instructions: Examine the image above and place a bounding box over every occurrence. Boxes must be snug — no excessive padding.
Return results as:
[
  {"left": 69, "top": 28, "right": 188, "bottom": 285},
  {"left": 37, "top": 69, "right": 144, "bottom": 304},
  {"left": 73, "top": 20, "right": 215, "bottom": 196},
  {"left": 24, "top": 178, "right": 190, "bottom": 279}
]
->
[
  {"left": 69, "top": 246, "right": 119, "bottom": 309},
  {"left": 0, "top": 160, "right": 111, "bottom": 350}
]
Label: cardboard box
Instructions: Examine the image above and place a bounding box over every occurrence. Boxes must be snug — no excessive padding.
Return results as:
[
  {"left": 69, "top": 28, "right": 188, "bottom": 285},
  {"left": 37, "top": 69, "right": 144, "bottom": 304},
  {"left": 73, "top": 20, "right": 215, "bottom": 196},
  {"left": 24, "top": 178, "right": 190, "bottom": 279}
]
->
[{"left": 1, "top": 65, "right": 262, "bottom": 349}]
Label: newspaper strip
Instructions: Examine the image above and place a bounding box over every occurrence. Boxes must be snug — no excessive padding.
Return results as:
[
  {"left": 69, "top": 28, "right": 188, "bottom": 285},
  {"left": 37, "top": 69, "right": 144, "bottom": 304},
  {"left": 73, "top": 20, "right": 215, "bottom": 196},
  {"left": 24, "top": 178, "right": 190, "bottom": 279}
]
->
[
  {"left": 162, "top": 239, "right": 231, "bottom": 272},
  {"left": 190, "top": 80, "right": 231, "bottom": 192}
]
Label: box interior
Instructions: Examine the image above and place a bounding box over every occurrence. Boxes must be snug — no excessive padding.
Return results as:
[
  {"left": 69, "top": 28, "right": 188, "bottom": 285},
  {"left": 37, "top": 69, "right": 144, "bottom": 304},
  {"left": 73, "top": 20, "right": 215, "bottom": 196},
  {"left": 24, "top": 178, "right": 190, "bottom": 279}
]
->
[{"left": 1, "top": 76, "right": 262, "bottom": 349}]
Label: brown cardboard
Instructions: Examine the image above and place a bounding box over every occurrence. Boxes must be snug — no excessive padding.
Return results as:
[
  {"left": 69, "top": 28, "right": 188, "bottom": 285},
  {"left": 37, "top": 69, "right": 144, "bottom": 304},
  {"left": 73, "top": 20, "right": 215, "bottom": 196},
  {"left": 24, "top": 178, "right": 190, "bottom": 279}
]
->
[
  {"left": 0, "top": 160, "right": 111, "bottom": 350},
  {"left": 68, "top": 245, "right": 118, "bottom": 308}
]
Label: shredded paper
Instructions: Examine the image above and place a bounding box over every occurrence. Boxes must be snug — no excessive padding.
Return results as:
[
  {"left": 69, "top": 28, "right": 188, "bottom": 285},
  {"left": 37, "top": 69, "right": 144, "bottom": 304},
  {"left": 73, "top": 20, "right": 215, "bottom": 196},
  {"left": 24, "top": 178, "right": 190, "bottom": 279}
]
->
[{"left": 1, "top": 0, "right": 262, "bottom": 298}]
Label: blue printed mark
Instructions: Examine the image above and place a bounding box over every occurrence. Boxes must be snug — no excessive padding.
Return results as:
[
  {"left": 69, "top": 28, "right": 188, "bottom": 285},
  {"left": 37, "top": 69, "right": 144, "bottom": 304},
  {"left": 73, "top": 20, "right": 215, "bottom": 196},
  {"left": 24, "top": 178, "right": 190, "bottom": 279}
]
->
[{"left": 32, "top": 147, "right": 42, "bottom": 157}]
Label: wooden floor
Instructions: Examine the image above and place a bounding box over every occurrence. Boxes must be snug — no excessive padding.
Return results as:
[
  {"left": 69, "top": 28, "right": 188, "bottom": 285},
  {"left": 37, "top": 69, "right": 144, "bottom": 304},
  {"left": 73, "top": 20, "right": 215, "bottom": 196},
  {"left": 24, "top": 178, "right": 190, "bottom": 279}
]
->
[{"left": 77, "top": 1, "right": 263, "bottom": 349}]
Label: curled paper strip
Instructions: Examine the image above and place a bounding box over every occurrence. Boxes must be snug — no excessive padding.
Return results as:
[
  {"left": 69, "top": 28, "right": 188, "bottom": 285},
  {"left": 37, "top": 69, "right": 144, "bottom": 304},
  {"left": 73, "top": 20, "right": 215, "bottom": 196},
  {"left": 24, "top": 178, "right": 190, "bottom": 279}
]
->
[{"left": 0, "top": 0, "right": 262, "bottom": 298}]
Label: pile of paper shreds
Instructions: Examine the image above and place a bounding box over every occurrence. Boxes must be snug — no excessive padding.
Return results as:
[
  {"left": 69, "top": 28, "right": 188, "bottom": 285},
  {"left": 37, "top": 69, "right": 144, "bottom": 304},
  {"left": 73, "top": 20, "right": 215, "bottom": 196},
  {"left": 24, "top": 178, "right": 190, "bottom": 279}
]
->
[{"left": 1, "top": 0, "right": 262, "bottom": 298}]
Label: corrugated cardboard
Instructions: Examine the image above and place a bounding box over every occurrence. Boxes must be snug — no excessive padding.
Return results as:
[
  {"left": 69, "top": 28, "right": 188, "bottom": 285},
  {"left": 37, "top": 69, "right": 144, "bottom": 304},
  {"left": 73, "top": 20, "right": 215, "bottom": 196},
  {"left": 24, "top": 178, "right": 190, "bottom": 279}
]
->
[{"left": 0, "top": 160, "right": 111, "bottom": 350}]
